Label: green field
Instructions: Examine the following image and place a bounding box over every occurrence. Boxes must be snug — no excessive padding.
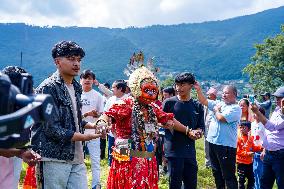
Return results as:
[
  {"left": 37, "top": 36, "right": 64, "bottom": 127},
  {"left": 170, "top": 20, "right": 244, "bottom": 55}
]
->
[
  {"left": 96, "top": 139, "right": 215, "bottom": 189},
  {"left": 20, "top": 139, "right": 277, "bottom": 189}
]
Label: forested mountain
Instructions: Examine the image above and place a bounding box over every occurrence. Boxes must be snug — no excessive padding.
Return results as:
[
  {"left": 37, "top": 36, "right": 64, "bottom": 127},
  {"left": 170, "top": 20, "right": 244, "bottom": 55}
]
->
[{"left": 0, "top": 6, "right": 283, "bottom": 85}]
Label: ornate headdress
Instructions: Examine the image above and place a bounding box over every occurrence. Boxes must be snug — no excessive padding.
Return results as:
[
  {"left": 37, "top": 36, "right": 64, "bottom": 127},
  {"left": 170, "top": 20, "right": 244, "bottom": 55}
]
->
[
  {"left": 125, "top": 51, "right": 160, "bottom": 98},
  {"left": 128, "top": 66, "right": 158, "bottom": 98}
]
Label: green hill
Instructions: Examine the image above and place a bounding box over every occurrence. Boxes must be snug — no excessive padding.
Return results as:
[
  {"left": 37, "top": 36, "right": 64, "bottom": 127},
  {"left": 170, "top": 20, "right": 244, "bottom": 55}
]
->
[{"left": 0, "top": 6, "right": 283, "bottom": 85}]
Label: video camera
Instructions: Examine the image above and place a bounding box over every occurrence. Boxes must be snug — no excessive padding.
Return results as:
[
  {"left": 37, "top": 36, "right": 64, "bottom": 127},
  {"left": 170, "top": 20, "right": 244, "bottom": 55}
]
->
[{"left": 0, "top": 71, "right": 55, "bottom": 148}]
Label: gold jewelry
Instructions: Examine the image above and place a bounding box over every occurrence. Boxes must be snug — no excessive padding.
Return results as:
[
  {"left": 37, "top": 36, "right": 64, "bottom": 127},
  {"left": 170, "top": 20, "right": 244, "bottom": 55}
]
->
[{"left": 185, "top": 127, "right": 189, "bottom": 135}]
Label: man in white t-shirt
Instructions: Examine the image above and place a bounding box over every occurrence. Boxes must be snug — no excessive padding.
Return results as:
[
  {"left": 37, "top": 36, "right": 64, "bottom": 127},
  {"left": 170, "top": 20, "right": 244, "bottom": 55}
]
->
[
  {"left": 80, "top": 70, "right": 104, "bottom": 189},
  {"left": 104, "top": 80, "right": 128, "bottom": 166}
]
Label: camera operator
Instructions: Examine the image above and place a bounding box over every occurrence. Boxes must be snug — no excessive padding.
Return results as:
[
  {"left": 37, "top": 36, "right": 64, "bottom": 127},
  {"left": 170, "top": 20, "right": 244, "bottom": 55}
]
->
[
  {"left": 258, "top": 92, "right": 272, "bottom": 119},
  {"left": 31, "top": 41, "right": 102, "bottom": 189},
  {"left": 0, "top": 66, "right": 41, "bottom": 189},
  {"left": 0, "top": 148, "right": 41, "bottom": 189}
]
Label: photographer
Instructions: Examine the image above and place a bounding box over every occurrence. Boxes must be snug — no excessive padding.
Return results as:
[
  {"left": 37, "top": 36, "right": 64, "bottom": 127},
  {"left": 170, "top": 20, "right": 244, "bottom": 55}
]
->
[
  {"left": 258, "top": 92, "right": 272, "bottom": 119},
  {"left": 251, "top": 86, "right": 284, "bottom": 189},
  {"left": 31, "top": 41, "right": 102, "bottom": 189}
]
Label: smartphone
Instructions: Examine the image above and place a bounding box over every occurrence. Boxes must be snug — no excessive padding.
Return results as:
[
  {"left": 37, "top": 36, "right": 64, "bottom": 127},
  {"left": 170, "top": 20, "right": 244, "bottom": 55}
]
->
[{"left": 249, "top": 95, "right": 255, "bottom": 104}]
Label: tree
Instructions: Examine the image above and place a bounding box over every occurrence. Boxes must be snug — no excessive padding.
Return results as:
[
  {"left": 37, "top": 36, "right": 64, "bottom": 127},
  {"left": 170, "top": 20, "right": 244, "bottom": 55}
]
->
[
  {"left": 243, "top": 25, "right": 284, "bottom": 94},
  {"left": 160, "top": 76, "right": 175, "bottom": 89}
]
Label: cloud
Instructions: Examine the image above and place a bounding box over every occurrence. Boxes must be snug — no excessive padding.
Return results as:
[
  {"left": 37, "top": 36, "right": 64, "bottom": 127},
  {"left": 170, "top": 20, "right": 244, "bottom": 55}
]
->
[
  {"left": 0, "top": 0, "right": 283, "bottom": 28},
  {"left": 0, "top": 0, "right": 77, "bottom": 26}
]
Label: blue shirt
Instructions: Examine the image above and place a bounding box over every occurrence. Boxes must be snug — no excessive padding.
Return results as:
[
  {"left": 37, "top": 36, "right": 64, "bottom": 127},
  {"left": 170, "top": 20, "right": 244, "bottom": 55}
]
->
[
  {"left": 257, "top": 100, "right": 272, "bottom": 118},
  {"left": 206, "top": 100, "right": 241, "bottom": 148}
]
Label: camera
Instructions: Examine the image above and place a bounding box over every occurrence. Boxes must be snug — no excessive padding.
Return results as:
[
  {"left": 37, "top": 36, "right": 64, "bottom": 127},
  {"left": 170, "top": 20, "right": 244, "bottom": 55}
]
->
[
  {"left": 243, "top": 94, "right": 256, "bottom": 104},
  {"left": 0, "top": 71, "right": 55, "bottom": 148}
]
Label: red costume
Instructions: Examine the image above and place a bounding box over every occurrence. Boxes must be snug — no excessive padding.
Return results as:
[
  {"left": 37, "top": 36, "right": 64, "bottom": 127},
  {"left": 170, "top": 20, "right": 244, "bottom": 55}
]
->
[
  {"left": 105, "top": 97, "right": 173, "bottom": 189},
  {"left": 95, "top": 66, "right": 174, "bottom": 189}
]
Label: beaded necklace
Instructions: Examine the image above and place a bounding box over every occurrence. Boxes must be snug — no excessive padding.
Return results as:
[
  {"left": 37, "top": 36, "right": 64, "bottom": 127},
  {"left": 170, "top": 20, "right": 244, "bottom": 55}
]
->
[{"left": 131, "top": 99, "right": 158, "bottom": 151}]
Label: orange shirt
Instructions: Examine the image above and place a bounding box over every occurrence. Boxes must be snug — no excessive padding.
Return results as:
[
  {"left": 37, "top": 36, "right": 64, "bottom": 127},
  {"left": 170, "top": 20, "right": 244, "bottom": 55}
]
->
[{"left": 236, "top": 133, "right": 262, "bottom": 164}]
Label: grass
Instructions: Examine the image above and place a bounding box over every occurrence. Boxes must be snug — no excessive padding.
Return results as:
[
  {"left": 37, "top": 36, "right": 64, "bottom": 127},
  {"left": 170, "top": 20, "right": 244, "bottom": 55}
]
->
[
  {"left": 85, "top": 139, "right": 216, "bottom": 188},
  {"left": 19, "top": 139, "right": 277, "bottom": 189}
]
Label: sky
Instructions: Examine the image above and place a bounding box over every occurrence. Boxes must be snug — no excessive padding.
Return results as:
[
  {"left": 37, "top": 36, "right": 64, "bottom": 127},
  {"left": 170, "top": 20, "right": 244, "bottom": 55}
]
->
[{"left": 0, "top": 0, "right": 284, "bottom": 28}]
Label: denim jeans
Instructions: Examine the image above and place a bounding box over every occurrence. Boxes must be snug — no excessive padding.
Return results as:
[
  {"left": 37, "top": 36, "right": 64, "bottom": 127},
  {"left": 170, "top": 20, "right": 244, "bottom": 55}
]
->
[
  {"left": 253, "top": 152, "right": 263, "bottom": 189},
  {"left": 108, "top": 135, "right": 115, "bottom": 166},
  {"left": 86, "top": 138, "right": 101, "bottom": 188},
  {"left": 41, "top": 161, "right": 88, "bottom": 189},
  {"left": 209, "top": 142, "right": 238, "bottom": 189},
  {"left": 261, "top": 149, "right": 284, "bottom": 189},
  {"left": 12, "top": 157, "right": 22, "bottom": 188}
]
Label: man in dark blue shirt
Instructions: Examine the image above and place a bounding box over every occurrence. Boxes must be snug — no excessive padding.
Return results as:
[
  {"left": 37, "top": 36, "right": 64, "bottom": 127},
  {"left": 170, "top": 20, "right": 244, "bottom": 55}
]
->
[{"left": 163, "top": 72, "right": 204, "bottom": 189}]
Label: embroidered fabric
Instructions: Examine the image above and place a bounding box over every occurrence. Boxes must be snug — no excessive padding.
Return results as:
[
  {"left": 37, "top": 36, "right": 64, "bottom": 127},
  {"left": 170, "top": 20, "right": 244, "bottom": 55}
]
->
[{"left": 105, "top": 97, "right": 173, "bottom": 189}]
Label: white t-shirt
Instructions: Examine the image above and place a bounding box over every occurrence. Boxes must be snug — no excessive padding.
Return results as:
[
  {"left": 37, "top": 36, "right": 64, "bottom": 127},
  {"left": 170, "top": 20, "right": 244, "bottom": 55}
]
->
[
  {"left": 104, "top": 94, "right": 128, "bottom": 137},
  {"left": 251, "top": 121, "right": 266, "bottom": 146},
  {"left": 81, "top": 89, "right": 104, "bottom": 134},
  {"left": 65, "top": 83, "right": 84, "bottom": 164}
]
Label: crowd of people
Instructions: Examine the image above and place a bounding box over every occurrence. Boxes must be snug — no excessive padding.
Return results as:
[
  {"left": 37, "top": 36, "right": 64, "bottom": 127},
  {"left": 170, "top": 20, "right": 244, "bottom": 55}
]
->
[{"left": 0, "top": 40, "right": 283, "bottom": 189}]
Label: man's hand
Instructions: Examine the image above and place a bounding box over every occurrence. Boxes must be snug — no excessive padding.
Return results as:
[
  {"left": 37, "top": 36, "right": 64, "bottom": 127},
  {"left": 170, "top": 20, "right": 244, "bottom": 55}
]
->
[
  {"left": 250, "top": 103, "right": 259, "bottom": 114},
  {"left": 194, "top": 128, "right": 203, "bottom": 139},
  {"left": 93, "top": 79, "right": 100, "bottom": 86},
  {"left": 83, "top": 109, "right": 99, "bottom": 118},
  {"left": 86, "top": 130, "right": 102, "bottom": 140},
  {"left": 260, "top": 149, "right": 266, "bottom": 161},
  {"left": 19, "top": 150, "right": 41, "bottom": 166},
  {"left": 193, "top": 81, "right": 202, "bottom": 92},
  {"left": 248, "top": 152, "right": 254, "bottom": 157},
  {"left": 96, "top": 122, "right": 108, "bottom": 136},
  {"left": 213, "top": 104, "right": 222, "bottom": 113},
  {"left": 164, "top": 120, "right": 174, "bottom": 129},
  {"left": 188, "top": 129, "right": 203, "bottom": 140},
  {"left": 250, "top": 103, "right": 268, "bottom": 126}
]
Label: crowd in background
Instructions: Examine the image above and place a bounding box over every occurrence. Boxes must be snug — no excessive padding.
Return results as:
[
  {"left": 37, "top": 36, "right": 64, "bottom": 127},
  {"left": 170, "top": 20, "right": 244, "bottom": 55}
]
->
[{"left": 0, "top": 40, "right": 283, "bottom": 189}]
